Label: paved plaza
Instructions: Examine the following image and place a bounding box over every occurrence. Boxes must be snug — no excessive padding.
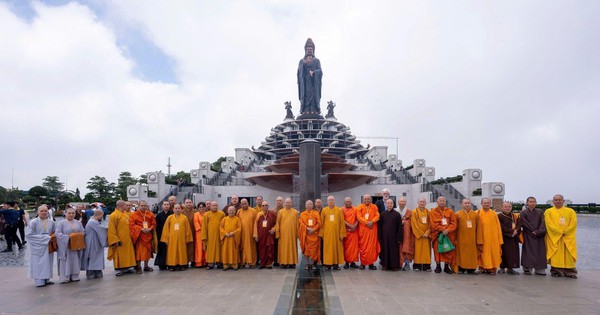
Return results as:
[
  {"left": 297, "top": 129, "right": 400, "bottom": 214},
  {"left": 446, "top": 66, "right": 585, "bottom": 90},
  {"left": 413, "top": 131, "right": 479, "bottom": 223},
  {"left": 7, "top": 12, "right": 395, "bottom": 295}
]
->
[{"left": 0, "top": 215, "right": 598, "bottom": 314}]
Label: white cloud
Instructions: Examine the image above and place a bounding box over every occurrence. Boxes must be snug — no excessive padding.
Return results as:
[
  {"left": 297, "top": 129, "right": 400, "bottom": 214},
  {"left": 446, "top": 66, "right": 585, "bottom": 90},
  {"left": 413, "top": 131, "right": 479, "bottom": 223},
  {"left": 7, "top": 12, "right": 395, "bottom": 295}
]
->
[{"left": 1, "top": 0, "right": 599, "bottom": 203}]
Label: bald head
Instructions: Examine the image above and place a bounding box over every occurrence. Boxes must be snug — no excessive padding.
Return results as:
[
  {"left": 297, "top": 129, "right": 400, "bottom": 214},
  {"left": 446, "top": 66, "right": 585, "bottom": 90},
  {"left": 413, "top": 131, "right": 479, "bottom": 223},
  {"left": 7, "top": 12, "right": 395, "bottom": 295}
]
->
[
  {"left": 285, "top": 198, "right": 292, "bottom": 209},
  {"left": 363, "top": 195, "right": 372, "bottom": 205}
]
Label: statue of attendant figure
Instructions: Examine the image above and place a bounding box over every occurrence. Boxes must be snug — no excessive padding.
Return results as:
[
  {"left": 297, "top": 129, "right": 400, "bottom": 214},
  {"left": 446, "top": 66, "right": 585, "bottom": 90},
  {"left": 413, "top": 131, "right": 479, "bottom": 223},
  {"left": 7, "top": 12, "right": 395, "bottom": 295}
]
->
[
  {"left": 325, "top": 101, "right": 336, "bottom": 118},
  {"left": 285, "top": 101, "right": 294, "bottom": 119},
  {"left": 297, "top": 38, "right": 323, "bottom": 115}
]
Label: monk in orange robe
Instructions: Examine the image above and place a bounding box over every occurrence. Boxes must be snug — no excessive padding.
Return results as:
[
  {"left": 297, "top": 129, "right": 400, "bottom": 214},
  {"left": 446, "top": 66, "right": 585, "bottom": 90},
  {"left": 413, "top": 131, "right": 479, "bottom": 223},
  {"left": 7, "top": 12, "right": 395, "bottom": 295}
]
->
[
  {"left": 477, "top": 198, "right": 503, "bottom": 275},
  {"left": 193, "top": 202, "right": 207, "bottom": 267},
  {"left": 220, "top": 206, "right": 242, "bottom": 270},
  {"left": 429, "top": 196, "right": 457, "bottom": 274},
  {"left": 397, "top": 197, "right": 415, "bottom": 271},
  {"left": 342, "top": 197, "right": 359, "bottom": 269},
  {"left": 129, "top": 201, "right": 156, "bottom": 273},
  {"left": 108, "top": 200, "right": 137, "bottom": 276},
  {"left": 237, "top": 199, "right": 257, "bottom": 268},
  {"left": 299, "top": 200, "right": 321, "bottom": 270},
  {"left": 356, "top": 195, "right": 380, "bottom": 270}
]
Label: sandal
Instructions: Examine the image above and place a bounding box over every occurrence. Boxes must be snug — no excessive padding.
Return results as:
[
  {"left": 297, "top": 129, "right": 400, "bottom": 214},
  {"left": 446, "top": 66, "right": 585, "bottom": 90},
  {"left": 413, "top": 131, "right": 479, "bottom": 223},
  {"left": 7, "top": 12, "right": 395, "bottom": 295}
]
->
[
  {"left": 333, "top": 266, "right": 341, "bottom": 270},
  {"left": 136, "top": 269, "right": 143, "bottom": 274},
  {"left": 115, "top": 271, "right": 124, "bottom": 277},
  {"left": 304, "top": 265, "right": 310, "bottom": 270},
  {"left": 143, "top": 267, "right": 154, "bottom": 272}
]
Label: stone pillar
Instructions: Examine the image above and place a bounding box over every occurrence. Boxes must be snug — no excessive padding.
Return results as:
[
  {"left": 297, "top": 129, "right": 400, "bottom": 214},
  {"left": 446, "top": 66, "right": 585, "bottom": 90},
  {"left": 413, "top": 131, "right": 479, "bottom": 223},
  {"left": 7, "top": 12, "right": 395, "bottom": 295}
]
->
[{"left": 299, "top": 139, "right": 322, "bottom": 211}]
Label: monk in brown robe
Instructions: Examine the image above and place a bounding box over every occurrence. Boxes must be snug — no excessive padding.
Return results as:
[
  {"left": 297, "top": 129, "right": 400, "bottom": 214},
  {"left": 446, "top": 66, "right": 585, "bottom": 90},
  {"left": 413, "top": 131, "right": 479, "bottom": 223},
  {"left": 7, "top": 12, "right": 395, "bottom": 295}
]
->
[
  {"left": 411, "top": 197, "right": 432, "bottom": 271},
  {"left": 182, "top": 198, "right": 196, "bottom": 268},
  {"left": 520, "top": 196, "right": 547, "bottom": 275},
  {"left": 342, "top": 197, "right": 359, "bottom": 269},
  {"left": 193, "top": 202, "right": 207, "bottom": 268},
  {"left": 299, "top": 200, "right": 321, "bottom": 270},
  {"left": 455, "top": 199, "right": 480, "bottom": 274},
  {"left": 397, "top": 197, "right": 414, "bottom": 271},
  {"left": 222, "top": 195, "right": 241, "bottom": 212},
  {"left": 254, "top": 201, "right": 277, "bottom": 269},
  {"left": 430, "top": 196, "right": 457, "bottom": 274},
  {"left": 237, "top": 199, "right": 257, "bottom": 268},
  {"left": 498, "top": 202, "right": 521, "bottom": 275},
  {"left": 356, "top": 195, "right": 380, "bottom": 270},
  {"left": 129, "top": 200, "right": 156, "bottom": 273}
]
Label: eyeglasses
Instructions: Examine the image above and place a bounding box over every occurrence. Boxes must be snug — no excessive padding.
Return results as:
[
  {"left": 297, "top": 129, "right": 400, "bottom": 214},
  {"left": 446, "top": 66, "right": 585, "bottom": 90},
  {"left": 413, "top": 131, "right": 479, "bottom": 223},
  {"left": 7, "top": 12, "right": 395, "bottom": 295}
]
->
[{"left": 262, "top": 204, "right": 269, "bottom": 207}]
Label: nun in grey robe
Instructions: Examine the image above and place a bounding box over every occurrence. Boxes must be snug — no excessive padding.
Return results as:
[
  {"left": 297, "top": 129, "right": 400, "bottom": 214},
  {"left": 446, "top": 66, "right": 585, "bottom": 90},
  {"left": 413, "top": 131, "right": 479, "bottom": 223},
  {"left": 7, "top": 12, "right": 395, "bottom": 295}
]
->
[
  {"left": 56, "top": 218, "right": 85, "bottom": 283},
  {"left": 26, "top": 218, "right": 56, "bottom": 287}
]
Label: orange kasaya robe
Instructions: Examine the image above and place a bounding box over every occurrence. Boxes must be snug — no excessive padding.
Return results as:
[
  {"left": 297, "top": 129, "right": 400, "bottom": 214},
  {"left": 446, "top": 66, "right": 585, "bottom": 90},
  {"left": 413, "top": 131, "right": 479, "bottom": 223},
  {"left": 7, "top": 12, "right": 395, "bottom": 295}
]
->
[
  {"left": 237, "top": 207, "right": 257, "bottom": 265},
  {"left": 399, "top": 209, "right": 415, "bottom": 263},
  {"left": 356, "top": 203, "right": 380, "bottom": 265},
  {"left": 129, "top": 210, "right": 157, "bottom": 261},
  {"left": 299, "top": 209, "right": 321, "bottom": 262},
  {"left": 220, "top": 216, "right": 242, "bottom": 266},
  {"left": 429, "top": 207, "right": 457, "bottom": 263},
  {"left": 319, "top": 206, "right": 347, "bottom": 265},
  {"left": 182, "top": 207, "right": 196, "bottom": 263},
  {"left": 276, "top": 208, "right": 299, "bottom": 265},
  {"left": 477, "top": 209, "right": 503, "bottom": 270},
  {"left": 193, "top": 211, "right": 206, "bottom": 267},
  {"left": 455, "top": 209, "right": 480, "bottom": 270},
  {"left": 342, "top": 206, "right": 359, "bottom": 263}
]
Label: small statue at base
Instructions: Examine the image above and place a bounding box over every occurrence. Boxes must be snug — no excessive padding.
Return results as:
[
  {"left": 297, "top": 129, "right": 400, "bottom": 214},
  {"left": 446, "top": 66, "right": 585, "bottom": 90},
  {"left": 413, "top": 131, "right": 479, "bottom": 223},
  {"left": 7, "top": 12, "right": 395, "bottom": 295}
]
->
[
  {"left": 325, "top": 101, "right": 336, "bottom": 118},
  {"left": 284, "top": 101, "right": 294, "bottom": 119}
]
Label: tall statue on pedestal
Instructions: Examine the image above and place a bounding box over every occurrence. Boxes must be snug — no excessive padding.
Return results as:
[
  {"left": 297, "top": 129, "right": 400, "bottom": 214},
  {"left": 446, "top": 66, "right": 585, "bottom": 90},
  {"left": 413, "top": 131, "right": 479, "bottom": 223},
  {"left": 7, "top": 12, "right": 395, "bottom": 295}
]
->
[{"left": 297, "top": 38, "right": 323, "bottom": 116}]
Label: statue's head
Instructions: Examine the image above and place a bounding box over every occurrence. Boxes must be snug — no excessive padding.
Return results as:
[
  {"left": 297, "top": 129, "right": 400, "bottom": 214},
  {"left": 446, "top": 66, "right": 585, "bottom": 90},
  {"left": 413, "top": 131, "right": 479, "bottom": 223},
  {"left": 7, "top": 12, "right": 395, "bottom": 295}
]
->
[{"left": 304, "top": 38, "right": 315, "bottom": 56}]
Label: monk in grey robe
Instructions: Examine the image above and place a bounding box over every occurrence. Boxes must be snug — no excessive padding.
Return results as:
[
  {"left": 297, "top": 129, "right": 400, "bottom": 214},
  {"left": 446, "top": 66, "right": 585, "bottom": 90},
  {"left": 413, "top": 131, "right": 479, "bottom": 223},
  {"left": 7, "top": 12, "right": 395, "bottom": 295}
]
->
[
  {"left": 26, "top": 205, "right": 56, "bottom": 287},
  {"left": 56, "top": 208, "right": 85, "bottom": 283},
  {"left": 82, "top": 209, "right": 108, "bottom": 279}
]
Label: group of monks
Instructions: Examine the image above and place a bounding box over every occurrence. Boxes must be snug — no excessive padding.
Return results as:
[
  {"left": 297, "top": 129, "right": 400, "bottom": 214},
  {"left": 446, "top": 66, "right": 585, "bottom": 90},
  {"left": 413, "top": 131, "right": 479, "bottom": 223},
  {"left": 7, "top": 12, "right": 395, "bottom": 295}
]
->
[{"left": 25, "top": 191, "right": 578, "bottom": 287}]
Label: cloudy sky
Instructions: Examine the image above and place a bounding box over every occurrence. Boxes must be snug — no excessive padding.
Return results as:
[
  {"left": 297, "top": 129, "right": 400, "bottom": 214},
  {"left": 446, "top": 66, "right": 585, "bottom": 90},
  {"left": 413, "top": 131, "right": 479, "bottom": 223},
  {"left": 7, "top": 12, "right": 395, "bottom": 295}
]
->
[{"left": 1, "top": 0, "right": 599, "bottom": 203}]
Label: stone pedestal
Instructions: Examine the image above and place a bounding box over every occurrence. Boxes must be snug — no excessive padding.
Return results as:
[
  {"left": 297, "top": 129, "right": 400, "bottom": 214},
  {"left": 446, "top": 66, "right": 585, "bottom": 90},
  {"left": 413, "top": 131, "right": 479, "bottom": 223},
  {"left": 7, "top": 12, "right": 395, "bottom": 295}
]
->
[{"left": 299, "top": 139, "right": 322, "bottom": 211}]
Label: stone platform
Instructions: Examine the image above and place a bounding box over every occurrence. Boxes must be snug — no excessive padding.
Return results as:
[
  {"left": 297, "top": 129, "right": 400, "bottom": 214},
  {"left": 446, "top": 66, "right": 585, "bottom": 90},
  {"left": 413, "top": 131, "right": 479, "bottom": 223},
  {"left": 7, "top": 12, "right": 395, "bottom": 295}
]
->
[{"left": 0, "top": 215, "right": 598, "bottom": 314}]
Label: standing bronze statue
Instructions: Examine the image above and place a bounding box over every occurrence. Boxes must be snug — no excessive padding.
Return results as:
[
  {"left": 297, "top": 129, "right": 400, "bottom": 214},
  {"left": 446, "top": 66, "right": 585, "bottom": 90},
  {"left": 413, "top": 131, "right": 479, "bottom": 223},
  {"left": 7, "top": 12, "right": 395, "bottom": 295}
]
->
[{"left": 297, "top": 38, "right": 323, "bottom": 115}]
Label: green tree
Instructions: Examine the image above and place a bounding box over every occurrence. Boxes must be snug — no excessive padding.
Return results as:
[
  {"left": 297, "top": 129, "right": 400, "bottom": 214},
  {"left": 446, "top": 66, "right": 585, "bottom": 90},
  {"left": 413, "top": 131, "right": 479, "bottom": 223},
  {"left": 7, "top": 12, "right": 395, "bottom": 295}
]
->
[
  {"left": 86, "top": 176, "right": 118, "bottom": 206},
  {"left": 139, "top": 174, "right": 148, "bottom": 184},
  {"left": 74, "top": 188, "right": 82, "bottom": 201},
  {"left": 28, "top": 185, "right": 48, "bottom": 206},
  {"left": 0, "top": 186, "right": 7, "bottom": 201},
  {"left": 117, "top": 171, "right": 138, "bottom": 199},
  {"left": 211, "top": 157, "right": 226, "bottom": 172},
  {"left": 42, "top": 176, "right": 64, "bottom": 196}
]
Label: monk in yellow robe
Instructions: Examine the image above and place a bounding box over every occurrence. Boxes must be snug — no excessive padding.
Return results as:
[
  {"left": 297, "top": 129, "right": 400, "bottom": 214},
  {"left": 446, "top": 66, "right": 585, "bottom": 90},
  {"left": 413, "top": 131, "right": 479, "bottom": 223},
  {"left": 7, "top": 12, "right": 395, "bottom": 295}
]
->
[
  {"left": 237, "top": 199, "right": 257, "bottom": 268},
  {"left": 161, "top": 204, "right": 193, "bottom": 271},
  {"left": 319, "top": 196, "right": 346, "bottom": 270},
  {"left": 220, "top": 206, "right": 242, "bottom": 270},
  {"left": 411, "top": 197, "right": 432, "bottom": 271},
  {"left": 108, "top": 200, "right": 137, "bottom": 276},
  {"left": 201, "top": 201, "right": 226, "bottom": 269},
  {"left": 356, "top": 195, "right": 380, "bottom": 270},
  {"left": 275, "top": 198, "right": 299, "bottom": 268},
  {"left": 299, "top": 200, "right": 321, "bottom": 269},
  {"left": 129, "top": 200, "right": 156, "bottom": 273},
  {"left": 342, "top": 197, "right": 359, "bottom": 269},
  {"left": 455, "top": 198, "right": 480, "bottom": 274},
  {"left": 477, "top": 198, "right": 503, "bottom": 275},
  {"left": 545, "top": 194, "right": 577, "bottom": 279},
  {"left": 429, "top": 196, "right": 457, "bottom": 274},
  {"left": 193, "top": 202, "right": 207, "bottom": 267},
  {"left": 182, "top": 198, "right": 196, "bottom": 268}
]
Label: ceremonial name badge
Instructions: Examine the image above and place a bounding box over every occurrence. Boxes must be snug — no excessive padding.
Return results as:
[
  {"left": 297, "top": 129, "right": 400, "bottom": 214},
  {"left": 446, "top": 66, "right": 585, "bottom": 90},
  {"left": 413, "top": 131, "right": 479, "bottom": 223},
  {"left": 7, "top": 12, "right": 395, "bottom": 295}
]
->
[
  {"left": 262, "top": 220, "right": 268, "bottom": 228},
  {"left": 365, "top": 213, "right": 369, "bottom": 220},
  {"left": 441, "top": 218, "right": 448, "bottom": 226},
  {"left": 466, "top": 220, "right": 472, "bottom": 228},
  {"left": 329, "top": 214, "right": 335, "bottom": 222},
  {"left": 308, "top": 219, "right": 314, "bottom": 226},
  {"left": 421, "top": 216, "right": 427, "bottom": 224},
  {"left": 174, "top": 223, "right": 180, "bottom": 231},
  {"left": 143, "top": 221, "right": 148, "bottom": 229},
  {"left": 559, "top": 217, "right": 566, "bottom": 226}
]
